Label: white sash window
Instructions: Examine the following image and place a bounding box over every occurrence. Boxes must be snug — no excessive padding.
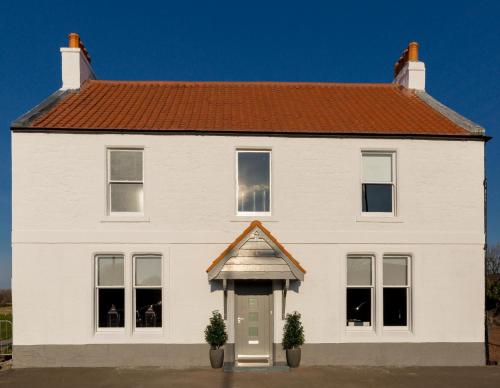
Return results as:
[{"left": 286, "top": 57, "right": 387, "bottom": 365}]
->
[
  {"left": 95, "top": 255, "right": 125, "bottom": 329},
  {"left": 236, "top": 150, "right": 271, "bottom": 215},
  {"left": 134, "top": 255, "right": 162, "bottom": 329},
  {"left": 383, "top": 256, "right": 411, "bottom": 328},
  {"left": 361, "top": 152, "right": 395, "bottom": 215},
  {"left": 108, "top": 149, "right": 144, "bottom": 214},
  {"left": 346, "top": 256, "right": 374, "bottom": 327}
]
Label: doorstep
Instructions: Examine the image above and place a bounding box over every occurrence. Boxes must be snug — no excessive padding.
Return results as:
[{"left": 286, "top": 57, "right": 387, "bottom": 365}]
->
[{"left": 223, "top": 362, "right": 290, "bottom": 372}]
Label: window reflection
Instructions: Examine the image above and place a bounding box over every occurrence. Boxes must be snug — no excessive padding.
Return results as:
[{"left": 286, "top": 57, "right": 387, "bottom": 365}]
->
[{"left": 238, "top": 152, "right": 270, "bottom": 213}]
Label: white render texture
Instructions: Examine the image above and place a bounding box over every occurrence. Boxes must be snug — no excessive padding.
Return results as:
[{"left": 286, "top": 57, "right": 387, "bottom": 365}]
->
[
  {"left": 393, "top": 61, "right": 426, "bottom": 90},
  {"left": 60, "top": 48, "right": 95, "bottom": 90},
  {"left": 12, "top": 133, "right": 484, "bottom": 347}
]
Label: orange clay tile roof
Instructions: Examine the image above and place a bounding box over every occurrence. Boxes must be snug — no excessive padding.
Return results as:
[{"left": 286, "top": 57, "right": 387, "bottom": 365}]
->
[
  {"left": 206, "top": 220, "right": 306, "bottom": 274},
  {"left": 25, "top": 80, "right": 472, "bottom": 136}
]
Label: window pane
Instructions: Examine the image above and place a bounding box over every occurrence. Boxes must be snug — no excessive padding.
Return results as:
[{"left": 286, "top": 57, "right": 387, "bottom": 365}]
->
[
  {"left": 362, "top": 154, "right": 392, "bottom": 183},
  {"left": 238, "top": 152, "right": 270, "bottom": 213},
  {"left": 110, "top": 183, "right": 143, "bottom": 213},
  {"left": 249, "top": 312, "right": 259, "bottom": 321},
  {"left": 135, "top": 289, "right": 162, "bottom": 328},
  {"left": 110, "top": 150, "right": 143, "bottom": 181},
  {"left": 383, "top": 288, "right": 407, "bottom": 326},
  {"left": 98, "top": 288, "right": 125, "bottom": 328},
  {"left": 384, "top": 257, "right": 408, "bottom": 286},
  {"left": 98, "top": 256, "right": 124, "bottom": 286},
  {"left": 135, "top": 256, "right": 162, "bottom": 286},
  {"left": 346, "top": 288, "right": 371, "bottom": 326},
  {"left": 347, "top": 257, "right": 372, "bottom": 286},
  {"left": 362, "top": 183, "right": 392, "bottom": 212}
]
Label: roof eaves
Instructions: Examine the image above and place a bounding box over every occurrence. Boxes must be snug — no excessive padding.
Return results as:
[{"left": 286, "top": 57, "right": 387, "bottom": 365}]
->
[
  {"left": 415, "top": 90, "right": 485, "bottom": 136},
  {"left": 10, "top": 89, "right": 75, "bottom": 129},
  {"left": 10, "top": 127, "right": 489, "bottom": 141}
]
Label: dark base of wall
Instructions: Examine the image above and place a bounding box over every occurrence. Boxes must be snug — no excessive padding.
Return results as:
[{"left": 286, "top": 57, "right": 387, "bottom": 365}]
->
[
  {"left": 13, "top": 344, "right": 211, "bottom": 368},
  {"left": 299, "top": 343, "right": 485, "bottom": 366},
  {"left": 13, "top": 342, "right": 485, "bottom": 368},
  {"left": 273, "top": 343, "right": 485, "bottom": 367}
]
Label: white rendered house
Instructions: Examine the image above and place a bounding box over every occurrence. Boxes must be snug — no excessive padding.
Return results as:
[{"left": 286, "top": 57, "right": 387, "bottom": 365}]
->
[{"left": 11, "top": 34, "right": 488, "bottom": 367}]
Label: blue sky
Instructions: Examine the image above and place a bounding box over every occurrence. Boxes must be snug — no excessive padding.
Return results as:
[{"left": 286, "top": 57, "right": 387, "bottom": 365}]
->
[{"left": 0, "top": 0, "right": 498, "bottom": 288}]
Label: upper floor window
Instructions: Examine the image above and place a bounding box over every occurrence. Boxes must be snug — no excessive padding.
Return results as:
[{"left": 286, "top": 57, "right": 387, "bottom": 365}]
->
[
  {"left": 236, "top": 150, "right": 271, "bottom": 215},
  {"left": 108, "top": 149, "right": 144, "bottom": 214},
  {"left": 361, "top": 152, "right": 395, "bottom": 214}
]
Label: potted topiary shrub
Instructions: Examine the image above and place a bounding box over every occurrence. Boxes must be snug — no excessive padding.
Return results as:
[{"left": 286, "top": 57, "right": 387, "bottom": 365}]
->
[
  {"left": 204, "top": 310, "right": 228, "bottom": 368},
  {"left": 282, "top": 311, "right": 305, "bottom": 368}
]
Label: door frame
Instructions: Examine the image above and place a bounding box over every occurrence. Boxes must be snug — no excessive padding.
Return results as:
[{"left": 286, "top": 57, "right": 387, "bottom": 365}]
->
[{"left": 234, "top": 280, "right": 274, "bottom": 367}]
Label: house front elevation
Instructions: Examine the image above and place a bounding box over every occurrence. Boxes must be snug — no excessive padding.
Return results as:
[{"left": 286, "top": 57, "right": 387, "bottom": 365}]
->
[{"left": 10, "top": 34, "right": 488, "bottom": 368}]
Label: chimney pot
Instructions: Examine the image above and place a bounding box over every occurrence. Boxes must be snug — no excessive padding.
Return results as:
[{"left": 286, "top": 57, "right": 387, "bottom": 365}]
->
[
  {"left": 68, "top": 33, "right": 80, "bottom": 48},
  {"left": 408, "top": 42, "right": 419, "bottom": 61},
  {"left": 61, "top": 32, "right": 96, "bottom": 89},
  {"left": 392, "top": 41, "right": 425, "bottom": 90}
]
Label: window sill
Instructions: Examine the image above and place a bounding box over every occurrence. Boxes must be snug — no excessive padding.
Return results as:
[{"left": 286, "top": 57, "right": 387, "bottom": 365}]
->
[
  {"left": 345, "top": 326, "right": 375, "bottom": 332},
  {"left": 230, "top": 215, "right": 278, "bottom": 222},
  {"left": 101, "top": 215, "right": 150, "bottom": 223},
  {"left": 94, "top": 328, "right": 126, "bottom": 336},
  {"left": 383, "top": 326, "right": 411, "bottom": 332},
  {"left": 133, "top": 328, "right": 163, "bottom": 335},
  {"left": 356, "top": 215, "right": 403, "bottom": 223}
]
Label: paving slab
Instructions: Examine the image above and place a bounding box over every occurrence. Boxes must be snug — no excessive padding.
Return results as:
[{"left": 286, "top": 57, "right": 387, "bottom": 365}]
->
[{"left": 1, "top": 366, "right": 500, "bottom": 388}]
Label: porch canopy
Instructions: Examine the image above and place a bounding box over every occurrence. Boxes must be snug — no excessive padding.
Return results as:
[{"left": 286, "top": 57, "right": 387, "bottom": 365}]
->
[{"left": 206, "top": 221, "right": 305, "bottom": 281}]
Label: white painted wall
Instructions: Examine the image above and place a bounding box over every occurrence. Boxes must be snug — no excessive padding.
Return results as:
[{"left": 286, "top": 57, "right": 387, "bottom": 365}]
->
[
  {"left": 60, "top": 48, "right": 95, "bottom": 89},
  {"left": 12, "top": 132, "right": 485, "bottom": 345}
]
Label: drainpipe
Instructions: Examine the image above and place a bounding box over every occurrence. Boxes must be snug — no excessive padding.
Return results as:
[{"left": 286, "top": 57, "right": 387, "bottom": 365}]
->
[{"left": 483, "top": 140, "right": 492, "bottom": 365}]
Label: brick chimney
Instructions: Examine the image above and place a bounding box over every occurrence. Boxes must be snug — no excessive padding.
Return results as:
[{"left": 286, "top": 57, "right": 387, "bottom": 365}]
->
[
  {"left": 393, "top": 42, "right": 425, "bottom": 91},
  {"left": 60, "top": 33, "right": 96, "bottom": 90}
]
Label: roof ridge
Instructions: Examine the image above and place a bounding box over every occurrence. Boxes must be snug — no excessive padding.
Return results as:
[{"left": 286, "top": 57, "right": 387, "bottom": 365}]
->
[{"left": 86, "top": 79, "right": 396, "bottom": 88}]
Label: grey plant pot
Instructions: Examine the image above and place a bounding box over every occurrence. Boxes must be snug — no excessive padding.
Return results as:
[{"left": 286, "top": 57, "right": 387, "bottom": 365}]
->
[
  {"left": 286, "top": 348, "right": 301, "bottom": 368},
  {"left": 209, "top": 348, "right": 224, "bottom": 369}
]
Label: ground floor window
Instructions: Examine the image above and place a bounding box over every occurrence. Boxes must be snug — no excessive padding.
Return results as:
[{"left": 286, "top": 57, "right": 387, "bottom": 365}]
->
[
  {"left": 134, "top": 255, "right": 162, "bottom": 328},
  {"left": 96, "top": 255, "right": 125, "bottom": 328},
  {"left": 383, "top": 256, "right": 410, "bottom": 327},
  {"left": 346, "top": 256, "right": 373, "bottom": 327}
]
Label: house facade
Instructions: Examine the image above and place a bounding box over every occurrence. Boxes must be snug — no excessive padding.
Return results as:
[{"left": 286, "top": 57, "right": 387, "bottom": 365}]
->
[{"left": 11, "top": 34, "right": 488, "bottom": 368}]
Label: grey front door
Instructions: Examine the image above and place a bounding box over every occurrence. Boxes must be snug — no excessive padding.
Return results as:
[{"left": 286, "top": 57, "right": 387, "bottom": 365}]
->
[{"left": 235, "top": 280, "right": 272, "bottom": 366}]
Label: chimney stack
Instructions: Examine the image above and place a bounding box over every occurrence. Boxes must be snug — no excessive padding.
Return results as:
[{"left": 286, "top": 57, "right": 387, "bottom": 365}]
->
[
  {"left": 393, "top": 42, "right": 425, "bottom": 91},
  {"left": 60, "top": 32, "right": 96, "bottom": 90}
]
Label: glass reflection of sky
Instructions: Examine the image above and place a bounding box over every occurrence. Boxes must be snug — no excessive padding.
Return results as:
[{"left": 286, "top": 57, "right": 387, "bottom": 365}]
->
[{"left": 238, "top": 152, "right": 270, "bottom": 212}]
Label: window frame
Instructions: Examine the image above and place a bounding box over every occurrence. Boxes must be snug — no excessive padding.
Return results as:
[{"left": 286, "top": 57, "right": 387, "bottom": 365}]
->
[
  {"left": 360, "top": 151, "right": 397, "bottom": 217},
  {"left": 382, "top": 255, "right": 411, "bottom": 331},
  {"left": 133, "top": 254, "right": 163, "bottom": 332},
  {"left": 235, "top": 149, "right": 272, "bottom": 217},
  {"left": 345, "top": 255, "right": 375, "bottom": 331},
  {"left": 95, "top": 254, "right": 126, "bottom": 332},
  {"left": 107, "top": 148, "right": 145, "bottom": 216}
]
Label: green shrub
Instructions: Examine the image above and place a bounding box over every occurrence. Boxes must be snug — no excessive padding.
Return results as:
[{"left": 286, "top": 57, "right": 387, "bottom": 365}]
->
[
  {"left": 204, "top": 310, "right": 228, "bottom": 349},
  {"left": 0, "top": 313, "right": 12, "bottom": 341},
  {"left": 282, "top": 311, "right": 305, "bottom": 350}
]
